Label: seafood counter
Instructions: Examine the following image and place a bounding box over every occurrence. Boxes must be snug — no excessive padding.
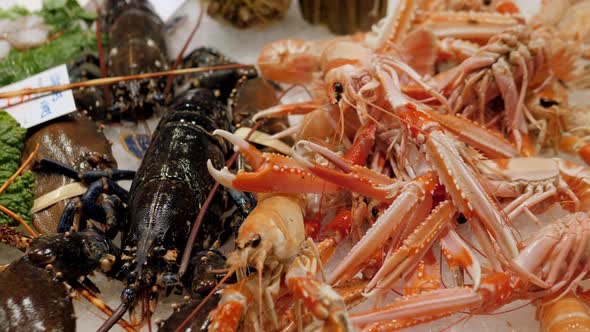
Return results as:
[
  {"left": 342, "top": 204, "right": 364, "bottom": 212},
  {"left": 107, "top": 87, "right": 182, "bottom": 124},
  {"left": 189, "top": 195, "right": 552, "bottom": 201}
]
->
[{"left": 2, "top": 0, "right": 590, "bottom": 331}]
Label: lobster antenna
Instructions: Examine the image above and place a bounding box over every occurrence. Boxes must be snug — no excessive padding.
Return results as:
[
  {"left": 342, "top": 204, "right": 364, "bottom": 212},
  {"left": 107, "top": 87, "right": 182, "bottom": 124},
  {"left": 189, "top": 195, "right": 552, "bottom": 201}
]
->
[
  {"left": 0, "top": 64, "right": 255, "bottom": 100},
  {"left": 258, "top": 267, "right": 263, "bottom": 329},
  {"left": 174, "top": 266, "right": 238, "bottom": 332},
  {"left": 164, "top": 2, "right": 205, "bottom": 95},
  {"left": 0, "top": 205, "right": 37, "bottom": 239},
  {"left": 77, "top": 286, "right": 137, "bottom": 332},
  {"left": 97, "top": 302, "right": 130, "bottom": 332}
]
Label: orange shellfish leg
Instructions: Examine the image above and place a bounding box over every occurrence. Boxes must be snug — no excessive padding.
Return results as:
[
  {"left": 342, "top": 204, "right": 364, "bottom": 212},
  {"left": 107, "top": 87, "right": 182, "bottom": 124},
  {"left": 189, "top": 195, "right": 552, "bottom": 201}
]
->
[
  {"left": 560, "top": 135, "right": 590, "bottom": 166},
  {"left": 292, "top": 140, "right": 396, "bottom": 201},
  {"left": 208, "top": 130, "right": 340, "bottom": 193},
  {"left": 426, "top": 110, "right": 519, "bottom": 159},
  {"left": 364, "top": 200, "right": 455, "bottom": 296},
  {"left": 252, "top": 99, "right": 323, "bottom": 121},
  {"left": 400, "top": 107, "right": 519, "bottom": 261},
  {"left": 287, "top": 276, "right": 351, "bottom": 330},
  {"left": 327, "top": 173, "right": 436, "bottom": 285},
  {"left": 403, "top": 249, "right": 442, "bottom": 296},
  {"left": 208, "top": 292, "right": 247, "bottom": 332},
  {"left": 440, "top": 226, "right": 482, "bottom": 289},
  {"left": 315, "top": 208, "right": 353, "bottom": 263},
  {"left": 353, "top": 273, "right": 516, "bottom": 331},
  {"left": 351, "top": 287, "right": 483, "bottom": 330},
  {"left": 344, "top": 122, "right": 376, "bottom": 166},
  {"left": 321, "top": 209, "right": 352, "bottom": 243},
  {"left": 510, "top": 130, "right": 535, "bottom": 157}
]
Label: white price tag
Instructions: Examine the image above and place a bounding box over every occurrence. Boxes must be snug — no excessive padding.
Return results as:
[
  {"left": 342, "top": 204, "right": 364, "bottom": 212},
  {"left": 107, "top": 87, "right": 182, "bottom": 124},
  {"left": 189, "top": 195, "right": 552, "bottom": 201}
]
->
[
  {"left": 148, "top": 0, "right": 186, "bottom": 22},
  {"left": 0, "top": 64, "right": 77, "bottom": 128}
]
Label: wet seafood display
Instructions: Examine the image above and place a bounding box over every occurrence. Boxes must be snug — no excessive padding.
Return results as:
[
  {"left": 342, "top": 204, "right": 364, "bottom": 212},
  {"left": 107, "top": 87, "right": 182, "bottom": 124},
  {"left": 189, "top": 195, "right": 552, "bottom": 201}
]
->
[{"left": 2, "top": 0, "right": 590, "bottom": 331}]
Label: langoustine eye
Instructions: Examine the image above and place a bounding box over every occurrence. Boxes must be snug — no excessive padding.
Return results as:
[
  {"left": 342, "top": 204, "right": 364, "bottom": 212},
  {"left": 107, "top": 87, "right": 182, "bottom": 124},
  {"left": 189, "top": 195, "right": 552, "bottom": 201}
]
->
[{"left": 333, "top": 82, "right": 344, "bottom": 102}]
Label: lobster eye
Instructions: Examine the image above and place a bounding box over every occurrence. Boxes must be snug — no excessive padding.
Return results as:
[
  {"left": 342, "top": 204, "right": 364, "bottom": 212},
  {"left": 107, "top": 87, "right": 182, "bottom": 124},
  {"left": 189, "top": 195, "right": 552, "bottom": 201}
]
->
[
  {"left": 251, "top": 234, "right": 261, "bottom": 248},
  {"left": 483, "top": 0, "right": 491, "bottom": 5},
  {"left": 540, "top": 98, "right": 559, "bottom": 108},
  {"left": 371, "top": 206, "right": 379, "bottom": 218},
  {"left": 332, "top": 82, "right": 344, "bottom": 102}
]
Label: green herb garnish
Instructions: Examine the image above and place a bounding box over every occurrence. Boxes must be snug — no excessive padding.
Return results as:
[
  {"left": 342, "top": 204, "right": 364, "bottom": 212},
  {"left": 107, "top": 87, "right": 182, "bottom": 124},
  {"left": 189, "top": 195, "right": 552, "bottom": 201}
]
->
[
  {"left": 0, "top": 0, "right": 100, "bottom": 86},
  {"left": 0, "top": 110, "right": 34, "bottom": 225}
]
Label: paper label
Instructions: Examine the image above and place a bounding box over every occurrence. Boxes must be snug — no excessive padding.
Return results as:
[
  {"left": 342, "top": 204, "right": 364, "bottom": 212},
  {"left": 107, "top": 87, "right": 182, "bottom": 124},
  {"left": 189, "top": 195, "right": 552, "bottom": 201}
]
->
[
  {"left": 149, "top": 0, "right": 186, "bottom": 22},
  {"left": 0, "top": 64, "right": 77, "bottom": 128}
]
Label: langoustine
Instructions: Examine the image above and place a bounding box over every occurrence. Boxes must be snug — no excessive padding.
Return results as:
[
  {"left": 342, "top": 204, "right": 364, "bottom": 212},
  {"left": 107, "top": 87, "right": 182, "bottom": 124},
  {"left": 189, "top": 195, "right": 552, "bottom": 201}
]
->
[{"left": 205, "top": 190, "right": 352, "bottom": 331}]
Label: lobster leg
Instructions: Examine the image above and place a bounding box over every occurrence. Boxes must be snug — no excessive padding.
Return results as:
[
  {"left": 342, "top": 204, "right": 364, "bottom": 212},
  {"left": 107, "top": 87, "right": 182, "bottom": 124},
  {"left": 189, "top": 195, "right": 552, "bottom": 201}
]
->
[
  {"left": 316, "top": 208, "right": 354, "bottom": 262},
  {"left": 210, "top": 129, "right": 391, "bottom": 198},
  {"left": 100, "top": 195, "right": 126, "bottom": 230},
  {"left": 36, "top": 157, "right": 136, "bottom": 181},
  {"left": 57, "top": 178, "right": 130, "bottom": 232},
  {"left": 491, "top": 56, "right": 531, "bottom": 155},
  {"left": 352, "top": 287, "right": 483, "bottom": 330},
  {"left": 511, "top": 213, "right": 590, "bottom": 289}
]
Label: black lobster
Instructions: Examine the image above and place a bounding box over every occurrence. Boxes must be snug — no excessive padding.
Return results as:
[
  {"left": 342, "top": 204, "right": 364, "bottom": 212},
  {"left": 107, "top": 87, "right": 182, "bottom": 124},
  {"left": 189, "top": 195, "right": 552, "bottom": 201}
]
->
[{"left": 98, "top": 87, "right": 254, "bottom": 331}]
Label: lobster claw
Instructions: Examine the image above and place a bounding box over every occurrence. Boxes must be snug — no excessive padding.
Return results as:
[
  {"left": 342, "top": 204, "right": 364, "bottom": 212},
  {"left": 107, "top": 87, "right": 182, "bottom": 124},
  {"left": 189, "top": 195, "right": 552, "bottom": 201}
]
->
[
  {"left": 207, "top": 130, "right": 340, "bottom": 193},
  {"left": 292, "top": 140, "right": 397, "bottom": 202}
]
